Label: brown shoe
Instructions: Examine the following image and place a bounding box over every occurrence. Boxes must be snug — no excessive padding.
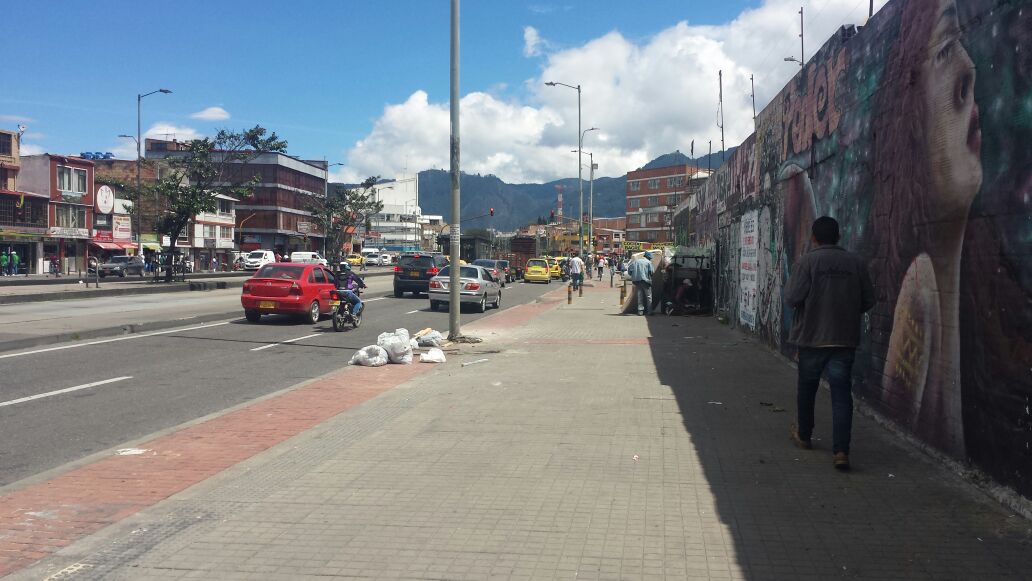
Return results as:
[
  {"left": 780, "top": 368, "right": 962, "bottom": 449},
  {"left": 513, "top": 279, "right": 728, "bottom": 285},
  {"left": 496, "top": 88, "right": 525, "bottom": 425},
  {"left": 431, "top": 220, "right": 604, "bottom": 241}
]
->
[
  {"left": 833, "top": 452, "right": 850, "bottom": 470},
  {"left": 789, "top": 424, "right": 812, "bottom": 450}
]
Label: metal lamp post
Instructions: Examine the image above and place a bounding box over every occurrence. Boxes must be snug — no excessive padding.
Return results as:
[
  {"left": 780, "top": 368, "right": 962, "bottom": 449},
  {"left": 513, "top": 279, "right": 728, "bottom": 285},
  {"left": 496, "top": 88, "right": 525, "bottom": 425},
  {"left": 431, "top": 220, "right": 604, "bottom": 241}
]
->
[
  {"left": 134, "top": 88, "right": 172, "bottom": 255},
  {"left": 544, "top": 80, "right": 585, "bottom": 259}
]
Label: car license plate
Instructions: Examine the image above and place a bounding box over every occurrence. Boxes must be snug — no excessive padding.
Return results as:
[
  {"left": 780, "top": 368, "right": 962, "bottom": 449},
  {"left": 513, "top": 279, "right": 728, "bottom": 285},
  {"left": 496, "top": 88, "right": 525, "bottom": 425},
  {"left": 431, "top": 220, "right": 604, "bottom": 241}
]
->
[
  {"left": 329, "top": 300, "right": 340, "bottom": 307},
  {"left": 409, "top": 271, "right": 420, "bottom": 277},
  {"left": 259, "top": 301, "right": 276, "bottom": 309}
]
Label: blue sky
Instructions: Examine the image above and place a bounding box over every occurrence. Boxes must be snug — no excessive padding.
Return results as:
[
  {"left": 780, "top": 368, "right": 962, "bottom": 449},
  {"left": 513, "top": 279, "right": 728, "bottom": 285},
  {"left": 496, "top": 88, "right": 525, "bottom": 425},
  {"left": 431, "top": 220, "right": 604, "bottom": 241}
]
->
[{"left": 4, "top": 0, "right": 883, "bottom": 183}]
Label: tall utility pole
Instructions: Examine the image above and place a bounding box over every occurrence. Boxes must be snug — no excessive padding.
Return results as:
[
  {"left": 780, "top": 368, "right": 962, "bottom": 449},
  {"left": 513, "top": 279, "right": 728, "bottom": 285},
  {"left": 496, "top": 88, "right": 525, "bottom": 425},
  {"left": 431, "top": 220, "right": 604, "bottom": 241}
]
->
[
  {"left": 799, "top": 7, "right": 805, "bottom": 67},
  {"left": 448, "top": 0, "right": 462, "bottom": 339},
  {"left": 588, "top": 152, "right": 596, "bottom": 255},
  {"left": 544, "top": 81, "right": 583, "bottom": 259},
  {"left": 135, "top": 88, "right": 172, "bottom": 255},
  {"left": 708, "top": 141, "right": 712, "bottom": 173},
  {"left": 718, "top": 71, "right": 725, "bottom": 162}
]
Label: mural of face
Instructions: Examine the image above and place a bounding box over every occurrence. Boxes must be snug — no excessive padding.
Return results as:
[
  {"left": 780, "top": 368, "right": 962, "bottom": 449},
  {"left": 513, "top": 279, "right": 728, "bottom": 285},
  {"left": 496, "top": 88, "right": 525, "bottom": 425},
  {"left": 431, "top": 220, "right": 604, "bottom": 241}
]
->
[{"left": 922, "top": 0, "right": 982, "bottom": 219}]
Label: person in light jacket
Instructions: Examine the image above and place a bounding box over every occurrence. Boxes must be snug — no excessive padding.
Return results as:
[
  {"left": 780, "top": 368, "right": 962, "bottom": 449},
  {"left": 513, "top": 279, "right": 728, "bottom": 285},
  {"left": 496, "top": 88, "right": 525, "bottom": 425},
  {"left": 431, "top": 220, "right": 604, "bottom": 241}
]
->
[
  {"left": 626, "top": 251, "right": 654, "bottom": 315},
  {"left": 785, "top": 217, "right": 875, "bottom": 471}
]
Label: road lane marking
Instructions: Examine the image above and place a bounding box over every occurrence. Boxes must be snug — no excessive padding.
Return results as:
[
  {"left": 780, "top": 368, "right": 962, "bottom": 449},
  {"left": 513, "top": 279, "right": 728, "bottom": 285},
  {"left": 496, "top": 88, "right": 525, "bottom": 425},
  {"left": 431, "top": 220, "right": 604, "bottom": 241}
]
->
[
  {"left": 405, "top": 310, "right": 420, "bottom": 314},
  {"left": 0, "top": 376, "right": 132, "bottom": 408},
  {"left": 365, "top": 297, "right": 386, "bottom": 302},
  {"left": 251, "top": 333, "right": 322, "bottom": 352},
  {"left": 0, "top": 321, "right": 232, "bottom": 361}
]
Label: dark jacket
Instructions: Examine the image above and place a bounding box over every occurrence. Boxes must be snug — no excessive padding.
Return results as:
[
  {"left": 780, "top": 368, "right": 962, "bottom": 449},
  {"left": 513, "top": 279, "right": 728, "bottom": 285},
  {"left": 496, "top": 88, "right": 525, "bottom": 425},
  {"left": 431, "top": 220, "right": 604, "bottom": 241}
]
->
[{"left": 785, "top": 245, "right": 875, "bottom": 348}]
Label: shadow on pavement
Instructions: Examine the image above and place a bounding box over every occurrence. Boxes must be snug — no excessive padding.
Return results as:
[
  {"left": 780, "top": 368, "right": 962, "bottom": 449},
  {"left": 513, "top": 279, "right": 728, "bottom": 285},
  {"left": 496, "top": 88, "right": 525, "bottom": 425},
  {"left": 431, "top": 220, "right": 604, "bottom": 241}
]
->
[{"left": 644, "top": 314, "right": 1030, "bottom": 579}]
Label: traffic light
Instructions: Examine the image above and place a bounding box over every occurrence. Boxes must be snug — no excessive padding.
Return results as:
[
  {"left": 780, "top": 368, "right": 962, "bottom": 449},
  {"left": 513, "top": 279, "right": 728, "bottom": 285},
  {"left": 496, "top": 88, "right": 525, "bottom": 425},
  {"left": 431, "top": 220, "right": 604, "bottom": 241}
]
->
[
  {"left": 489, "top": 208, "right": 494, "bottom": 217},
  {"left": 549, "top": 210, "right": 555, "bottom": 222}
]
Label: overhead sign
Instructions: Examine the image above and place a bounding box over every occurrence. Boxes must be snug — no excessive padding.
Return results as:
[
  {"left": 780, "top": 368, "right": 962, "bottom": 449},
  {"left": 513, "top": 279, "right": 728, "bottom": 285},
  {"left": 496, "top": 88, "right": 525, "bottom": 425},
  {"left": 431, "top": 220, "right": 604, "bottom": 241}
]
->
[
  {"left": 47, "top": 227, "right": 91, "bottom": 239},
  {"left": 95, "top": 185, "right": 115, "bottom": 214}
]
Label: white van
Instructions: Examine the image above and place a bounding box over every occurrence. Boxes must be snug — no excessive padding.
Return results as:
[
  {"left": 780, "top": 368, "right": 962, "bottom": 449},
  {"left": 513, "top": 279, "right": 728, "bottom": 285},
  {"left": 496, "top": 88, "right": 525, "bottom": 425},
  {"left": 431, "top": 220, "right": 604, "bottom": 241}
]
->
[
  {"left": 289, "top": 251, "right": 328, "bottom": 266},
  {"left": 244, "top": 250, "right": 276, "bottom": 270},
  {"left": 360, "top": 247, "right": 381, "bottom": 266}
]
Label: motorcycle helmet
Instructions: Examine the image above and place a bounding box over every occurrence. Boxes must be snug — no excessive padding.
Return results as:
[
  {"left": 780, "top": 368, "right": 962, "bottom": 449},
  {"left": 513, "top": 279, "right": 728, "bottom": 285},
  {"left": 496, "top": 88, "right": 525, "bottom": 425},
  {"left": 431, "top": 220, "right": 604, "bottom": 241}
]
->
[{"left": 341, "top": 262, "right": 352, "bottom": 272}]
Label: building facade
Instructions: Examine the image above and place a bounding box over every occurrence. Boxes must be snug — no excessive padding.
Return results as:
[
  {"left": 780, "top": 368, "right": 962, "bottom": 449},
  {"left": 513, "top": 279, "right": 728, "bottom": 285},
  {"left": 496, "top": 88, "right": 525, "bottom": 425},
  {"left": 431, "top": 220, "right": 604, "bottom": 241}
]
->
[
  {"left": 19, "top": 154, "right": 96, "bottom": 273},
  {"left": 592, "top": 216, "right": 626, "bottom": 255},
  {"left": 1, "top": 130, "right": 50, "bottom": 274},
  {"left": 625, "top": 164, "right": 709, "bottom": 244},
  {"left": 145, "top": 139, "right": 327, "bottom": 258},
  {"left": 366, "top": 175, "right": 420, "bottom": 252}
]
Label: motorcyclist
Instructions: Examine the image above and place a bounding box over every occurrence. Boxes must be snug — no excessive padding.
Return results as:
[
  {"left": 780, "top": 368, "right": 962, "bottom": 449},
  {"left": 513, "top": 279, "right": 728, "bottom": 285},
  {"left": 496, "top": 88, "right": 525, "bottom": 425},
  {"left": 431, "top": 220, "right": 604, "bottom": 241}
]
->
[{"left": 338, "top": 263, "right": 366, "bottom": 316}]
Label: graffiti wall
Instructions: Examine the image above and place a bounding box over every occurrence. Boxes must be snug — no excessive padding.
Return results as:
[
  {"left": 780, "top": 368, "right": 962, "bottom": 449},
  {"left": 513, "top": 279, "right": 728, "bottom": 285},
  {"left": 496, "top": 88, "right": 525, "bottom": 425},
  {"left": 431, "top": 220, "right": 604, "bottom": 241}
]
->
[{"left": 678, "top": 0, "right": 1032, "bottom": 498}]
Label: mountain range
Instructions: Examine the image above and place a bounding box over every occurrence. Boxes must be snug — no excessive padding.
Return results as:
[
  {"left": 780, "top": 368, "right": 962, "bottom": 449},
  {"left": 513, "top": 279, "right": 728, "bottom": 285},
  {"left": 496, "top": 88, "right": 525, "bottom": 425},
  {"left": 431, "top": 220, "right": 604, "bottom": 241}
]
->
[{"left": 335, "top": 149, "right": 734, "bottom": 232}]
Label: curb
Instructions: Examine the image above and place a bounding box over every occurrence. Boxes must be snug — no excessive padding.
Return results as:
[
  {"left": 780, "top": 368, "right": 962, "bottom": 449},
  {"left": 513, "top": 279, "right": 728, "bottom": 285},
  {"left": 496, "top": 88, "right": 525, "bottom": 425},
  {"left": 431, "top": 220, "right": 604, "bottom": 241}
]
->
[
  {"left": 0, "top": 270, "right": 252, "bottom": 288},
  {"left": 0, "top": 311, "right": 240, "bottom": 355}
]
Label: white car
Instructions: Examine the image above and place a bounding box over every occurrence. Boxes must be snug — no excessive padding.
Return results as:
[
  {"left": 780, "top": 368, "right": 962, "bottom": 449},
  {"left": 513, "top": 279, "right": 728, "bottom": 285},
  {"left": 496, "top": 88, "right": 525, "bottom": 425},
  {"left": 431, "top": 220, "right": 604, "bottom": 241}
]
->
[
  {"left": 244, "top": 250, "right": 276, "bottom": 270},
  {"left": 380, "top": 254, "right": 393, "bottom": 266},
  {"left": 428, "top": 265, "right": 502, "bottom": 313},
  {"left": 290, "top": 251, "right": 328, "bottom": 266},
  {"left": 364, "top": 255, "right": 382, "bottom": 266}
]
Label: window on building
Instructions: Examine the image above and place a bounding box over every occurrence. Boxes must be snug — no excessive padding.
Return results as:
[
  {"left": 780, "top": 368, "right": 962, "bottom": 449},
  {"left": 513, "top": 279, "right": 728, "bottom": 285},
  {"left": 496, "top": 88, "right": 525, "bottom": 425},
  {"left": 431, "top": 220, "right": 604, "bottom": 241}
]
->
[
  {"left": 94, "top": 214, "right": 111, "bottom": 228},
  {"left": 0, "top": 168, "right": 8, "bottom": 188},
  {"left": 639, "top": 214, "right": 646, "bottom": 227},
  {"left": 628, "top": 198, "right": 639, "bottom": 209},
  {"left": 647, "top": 196, "right": 658, "bottom": 207},
  {"left": 57, "top": 166, "right": 88, "bottom": 194},
  {"left": 218, "top": 199, "right": 233, "bottom": 214},
  {"left": 55, "top": 204, "right": 87, "bottom": 228},
  {"left": 648, "top": 179, "right": 659, "bottom": 189},
  {"left": 202, "top": 224, "right": 217, "bottom": 238},
  {"left": 0, "top": 134, "right": 12, "bottom": 156},
  {"left": 676, "top": 177, "right": 684, "bottom": 186},
  {"left": 629, "top": 180, "right": 640, "bottom": 192},
  {"left": 666, "top": 177, "right": 675, "bottom": 187},
  {"left": 220, "top": 226, "right": 233, "bottom": 239}
]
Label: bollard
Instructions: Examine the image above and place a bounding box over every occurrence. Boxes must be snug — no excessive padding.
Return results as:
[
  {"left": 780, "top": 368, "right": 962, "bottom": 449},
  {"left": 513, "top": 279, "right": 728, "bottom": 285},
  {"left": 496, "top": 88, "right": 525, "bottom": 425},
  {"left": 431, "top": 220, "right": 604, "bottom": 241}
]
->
[
  {"left": 620, "top": 282, "right": 626, "bottom": 304},
  {"left": 579, "top": 281, "right": 583, "bottom": 297},
  {"left": 567, "top": 283, "right": 573, "bottom": 304}
]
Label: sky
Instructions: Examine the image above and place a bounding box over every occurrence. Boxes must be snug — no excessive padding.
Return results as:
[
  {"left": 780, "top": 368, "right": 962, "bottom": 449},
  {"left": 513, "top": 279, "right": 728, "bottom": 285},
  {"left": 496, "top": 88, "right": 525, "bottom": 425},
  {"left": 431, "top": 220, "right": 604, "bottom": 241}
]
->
[{"left": 4, "top": 0, "right": 887, "bottom": 185}]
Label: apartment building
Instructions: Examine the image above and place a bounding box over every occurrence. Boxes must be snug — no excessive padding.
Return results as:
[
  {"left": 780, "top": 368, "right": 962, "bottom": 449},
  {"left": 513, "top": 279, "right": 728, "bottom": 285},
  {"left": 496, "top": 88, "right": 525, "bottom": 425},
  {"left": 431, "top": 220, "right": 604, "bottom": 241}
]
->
[{"left": 625, "top": 164, "right": 710, "bottom": 244}]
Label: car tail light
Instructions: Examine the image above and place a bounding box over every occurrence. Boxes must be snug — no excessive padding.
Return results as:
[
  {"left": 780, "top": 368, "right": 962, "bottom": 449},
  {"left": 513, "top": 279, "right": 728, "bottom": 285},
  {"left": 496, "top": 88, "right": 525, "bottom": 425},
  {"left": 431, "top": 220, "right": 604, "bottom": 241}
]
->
[
  {"left": 464, "top": 282, "right": 481, "bottom": 291},
  {"left": 428, "top": 267, "right": 440, "bottom": 275},
  {"left": 242, "top": 282, "right": 251, "bottom": 293},
  {"left": 429, "top": 280, "right": 442, "bottom": 289},
  {"left": 394, "top": 266, "right": 401, "bottom": 272},
  {"left": 492, "top": 269, "right": 499, "bottom": 277},
  {"left": 289, "top": 282, "right": 302, "bottom": 296},
  {"left": 330, "top": 290, "right": 340, "bottom": 300}
]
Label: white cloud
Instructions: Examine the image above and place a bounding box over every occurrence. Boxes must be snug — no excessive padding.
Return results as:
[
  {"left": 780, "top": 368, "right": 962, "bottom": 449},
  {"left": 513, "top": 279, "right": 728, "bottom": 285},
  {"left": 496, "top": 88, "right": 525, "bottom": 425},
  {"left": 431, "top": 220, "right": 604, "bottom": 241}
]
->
[
  {"left": 190, "top": 106, "right": 231, "bottom": 121},
  {"left": 108, "top": 123, "right": 205, "bottom": 159},
  {"left": 19, "top": 143, "right": 45, "bottom": 156},
  {"left": 335, "top": 0, "right": 889, "bottom": 184},
  {"left": 0, "top": 114, "right": 34, "bottom": 124},
  {"left": 523, "top": 26, "right": 544, "bottom": 57}
]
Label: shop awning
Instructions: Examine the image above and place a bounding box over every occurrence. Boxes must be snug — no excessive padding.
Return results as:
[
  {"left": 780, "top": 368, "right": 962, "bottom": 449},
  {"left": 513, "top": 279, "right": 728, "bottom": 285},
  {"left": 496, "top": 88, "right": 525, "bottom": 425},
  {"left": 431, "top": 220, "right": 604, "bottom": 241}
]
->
[
  {"left": 0, "top": 188, "right": 49, "bottom": 199},
  {"left": 116, "top": 242, "right": 138, "bottom": 250},
  {"left": 90, "top": 241, "right": 121, "bottom": 250},
  {"left": 142, "top": 243, "right": 162, "bottom": 251}
]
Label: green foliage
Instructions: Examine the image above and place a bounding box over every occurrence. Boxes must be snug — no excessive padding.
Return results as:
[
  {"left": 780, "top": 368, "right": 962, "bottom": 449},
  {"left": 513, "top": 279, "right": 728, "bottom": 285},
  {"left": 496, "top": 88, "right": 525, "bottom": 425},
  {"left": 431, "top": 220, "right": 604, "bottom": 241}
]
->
[
  {"left": 307, "top": 177, "right": 383, "bottom": 263},
  {"left": 152, "top": 126, "right": 287, "bottom": 248}
]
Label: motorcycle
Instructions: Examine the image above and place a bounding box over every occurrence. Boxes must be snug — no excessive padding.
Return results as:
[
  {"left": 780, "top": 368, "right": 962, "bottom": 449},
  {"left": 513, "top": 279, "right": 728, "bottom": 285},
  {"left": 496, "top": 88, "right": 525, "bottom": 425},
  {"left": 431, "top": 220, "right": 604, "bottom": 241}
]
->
[{"left": 330, "top": 288, "right": 362, "bottom": 331}]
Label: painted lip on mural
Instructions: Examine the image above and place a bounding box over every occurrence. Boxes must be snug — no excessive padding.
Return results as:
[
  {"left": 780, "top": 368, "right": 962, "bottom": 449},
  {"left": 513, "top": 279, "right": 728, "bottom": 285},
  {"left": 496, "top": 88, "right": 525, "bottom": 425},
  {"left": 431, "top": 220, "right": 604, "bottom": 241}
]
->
[{"left": 967, "top": 103, "right": 981, "bottom": 153}]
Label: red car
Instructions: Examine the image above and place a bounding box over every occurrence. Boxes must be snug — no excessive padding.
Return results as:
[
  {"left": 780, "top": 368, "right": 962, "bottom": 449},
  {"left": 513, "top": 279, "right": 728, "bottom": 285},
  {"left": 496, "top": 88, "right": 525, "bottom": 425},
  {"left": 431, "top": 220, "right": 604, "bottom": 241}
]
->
[{"left": 241, "top": 263, "right": 340, "bottom": 324}]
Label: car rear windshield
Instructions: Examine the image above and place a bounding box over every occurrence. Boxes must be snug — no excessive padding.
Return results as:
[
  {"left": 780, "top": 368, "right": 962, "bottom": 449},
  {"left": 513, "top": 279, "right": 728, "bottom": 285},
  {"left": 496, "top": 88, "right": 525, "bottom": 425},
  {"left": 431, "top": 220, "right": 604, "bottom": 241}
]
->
[
  {"left": 248, "top": 251, "right": 266, "bottom": 259},
  {"left": 256, "top": 265, "right": 305, "bottom": 280},
  {"left": 472, "top": 260, "right": 496, "bottom": 267},
  {"left": 399, "top": 256, "right": 434, "bottom": 268},
  {"left": 528, "top": 259, "right": 548, "bottom": 267},
  {"left": 110, "top": 256, "right": 130, "bottom": 263},
  {"left": 439, "top": 266, "right": 480, "bottom": 278}
]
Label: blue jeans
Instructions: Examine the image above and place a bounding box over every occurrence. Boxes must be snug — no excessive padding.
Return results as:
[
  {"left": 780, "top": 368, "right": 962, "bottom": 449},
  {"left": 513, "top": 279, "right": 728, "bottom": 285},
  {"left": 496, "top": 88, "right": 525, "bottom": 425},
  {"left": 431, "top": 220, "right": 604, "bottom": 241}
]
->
[
  {"left": 342, "top": 289, "right": 362, "bottom": 316},
  {"left": 796, "top": 347, "right": 856, "bottom": 454},
  {"left": 633, "top": 281, "right": 651, "bottom": 314}
]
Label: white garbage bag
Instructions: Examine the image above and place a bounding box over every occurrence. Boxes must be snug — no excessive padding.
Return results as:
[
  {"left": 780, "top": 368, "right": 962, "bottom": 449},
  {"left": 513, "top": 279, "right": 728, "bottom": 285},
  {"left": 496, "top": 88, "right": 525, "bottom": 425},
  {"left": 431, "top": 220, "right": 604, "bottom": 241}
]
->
[
  {"left": 417, "top": 330, "right": 445, "bottom": 348},
  {"left": 419, "top": 348, "right": 447, "bottom": 363},
  {"left": 409, "top": 338, "right": 419, "bottom": 350},
  {"left": 349, "top": 345, "right": 389, "bottom": 367},
  {"left": 377, "top": 329, "right": 413, "bottom": 364}
]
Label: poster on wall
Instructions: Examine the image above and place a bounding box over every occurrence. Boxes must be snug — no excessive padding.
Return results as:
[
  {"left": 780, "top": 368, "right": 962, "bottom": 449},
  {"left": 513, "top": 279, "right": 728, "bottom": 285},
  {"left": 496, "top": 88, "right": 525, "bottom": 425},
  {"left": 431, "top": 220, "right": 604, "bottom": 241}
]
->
[
  {"left": 112, "top": 216, "right": 131, "bottom": 240},
  {"left": 739, "top": 210, "right": 758, "bottom": 328}
]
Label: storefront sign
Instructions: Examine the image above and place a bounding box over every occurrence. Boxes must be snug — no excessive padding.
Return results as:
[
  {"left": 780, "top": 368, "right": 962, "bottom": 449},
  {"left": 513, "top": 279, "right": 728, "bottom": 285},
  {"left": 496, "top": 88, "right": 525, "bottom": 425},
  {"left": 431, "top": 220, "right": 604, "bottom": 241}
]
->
[
  {"left": 739, "top": 210, "right": 758, "bottom": 328},
  {"left": 95, "top": 185, "right": 115, "bottom": 214},
  {"left": 113, "top": 215, "right": 131, "bottom": 240},
  {"left": 47, "top": 227, "right": 91, "bottom": 239}
]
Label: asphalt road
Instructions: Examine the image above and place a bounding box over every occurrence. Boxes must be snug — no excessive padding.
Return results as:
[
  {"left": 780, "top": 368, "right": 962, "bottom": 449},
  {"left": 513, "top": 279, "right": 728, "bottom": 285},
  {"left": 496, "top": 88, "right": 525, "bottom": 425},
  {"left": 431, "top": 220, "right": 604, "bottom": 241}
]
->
[{"left": 0, "top": 277, "right": 555, "bottom": 487}]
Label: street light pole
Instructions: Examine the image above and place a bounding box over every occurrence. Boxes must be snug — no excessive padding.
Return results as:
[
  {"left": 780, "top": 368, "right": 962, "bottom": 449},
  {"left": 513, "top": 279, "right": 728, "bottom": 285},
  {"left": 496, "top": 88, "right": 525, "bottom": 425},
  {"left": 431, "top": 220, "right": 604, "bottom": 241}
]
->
[
  {"left": 545, "top": 80, "right": 584, "bottom": 258},
  {"left": 449, "top": 0, "right": 462, "bottom": 339},
  {"left": 135, "top": 88, "right": 172, "bottom": 255}
]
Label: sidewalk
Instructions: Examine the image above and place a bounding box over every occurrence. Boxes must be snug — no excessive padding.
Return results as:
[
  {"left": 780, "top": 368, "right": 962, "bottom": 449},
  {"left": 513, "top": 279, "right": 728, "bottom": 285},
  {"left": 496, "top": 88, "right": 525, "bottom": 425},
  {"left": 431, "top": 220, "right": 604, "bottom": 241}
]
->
[{"left": 3, "top": 284, "right": 1030, "bottom": 580}]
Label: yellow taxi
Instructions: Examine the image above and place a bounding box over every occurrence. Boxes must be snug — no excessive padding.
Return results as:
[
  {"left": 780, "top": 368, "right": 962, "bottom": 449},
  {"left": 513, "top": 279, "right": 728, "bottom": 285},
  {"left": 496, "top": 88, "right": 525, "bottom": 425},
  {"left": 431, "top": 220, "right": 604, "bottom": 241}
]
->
[
  {"left": 345, "top": 254, "right": 364, "bottom": 267},
  {"left": 547, "top": 257, "right": 563, "bottom": 279},
  {"left": 524, "top": 258, "right": 551, "bottom": 283}
]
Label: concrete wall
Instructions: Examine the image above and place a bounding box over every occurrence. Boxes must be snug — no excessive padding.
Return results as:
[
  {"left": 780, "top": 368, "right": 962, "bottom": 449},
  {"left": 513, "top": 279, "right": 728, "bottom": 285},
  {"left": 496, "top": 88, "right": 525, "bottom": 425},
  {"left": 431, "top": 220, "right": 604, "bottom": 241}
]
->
[{"left": 675, "top": 0, "right": 1032, "bottom": 498}]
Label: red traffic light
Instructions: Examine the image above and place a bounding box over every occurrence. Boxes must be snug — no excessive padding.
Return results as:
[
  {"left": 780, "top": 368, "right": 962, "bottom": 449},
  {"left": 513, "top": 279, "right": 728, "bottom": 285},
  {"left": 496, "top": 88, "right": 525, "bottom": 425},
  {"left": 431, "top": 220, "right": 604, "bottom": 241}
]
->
[{"left": 489, "top": 208, "right": 494, "bottom": 216}]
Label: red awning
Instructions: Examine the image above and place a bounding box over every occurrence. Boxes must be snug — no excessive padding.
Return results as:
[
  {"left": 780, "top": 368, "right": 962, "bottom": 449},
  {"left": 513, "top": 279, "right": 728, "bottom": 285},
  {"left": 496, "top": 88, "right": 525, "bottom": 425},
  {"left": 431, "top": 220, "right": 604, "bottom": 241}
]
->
[
  {"left": 90, "top": 241, "right": 121, "bottom": 250},
  {"left": 116, "top": 242, "right": 137, "bottom": 250}
]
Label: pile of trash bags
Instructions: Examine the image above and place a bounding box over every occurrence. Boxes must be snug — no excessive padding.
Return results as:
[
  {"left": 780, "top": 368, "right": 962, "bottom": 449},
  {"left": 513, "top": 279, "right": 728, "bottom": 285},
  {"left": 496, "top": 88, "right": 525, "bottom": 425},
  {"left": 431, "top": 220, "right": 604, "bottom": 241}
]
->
[{"left": 350, "top": 327, "right": 447, "bottom": 367}]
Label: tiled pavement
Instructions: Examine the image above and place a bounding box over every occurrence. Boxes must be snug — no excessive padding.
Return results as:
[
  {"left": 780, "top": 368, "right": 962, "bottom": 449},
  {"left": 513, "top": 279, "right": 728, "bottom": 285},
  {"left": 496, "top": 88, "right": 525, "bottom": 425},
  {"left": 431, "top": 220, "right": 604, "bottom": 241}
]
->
[{"left": 7, "top": 283, "right": 1031, "bottom": 580}]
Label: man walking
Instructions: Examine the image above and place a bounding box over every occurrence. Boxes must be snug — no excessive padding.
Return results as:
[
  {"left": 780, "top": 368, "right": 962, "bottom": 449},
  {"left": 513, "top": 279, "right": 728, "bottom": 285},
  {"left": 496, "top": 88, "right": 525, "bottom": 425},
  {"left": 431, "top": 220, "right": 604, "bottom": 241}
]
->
[
  {"left": 626, "top": 251, "right": 654, "bottom": 316},
  {"left": 568, "top": 253, "right": 584, "bottom": 290},
  {"left": 785, "top": 217, "right": 875, "bottom": 470},
  {"left": 0, "top": 251, "right": 7, "bottom": 276},
  {"left": 597, "top": 256, "right": 605, "bottom": 281},
  {"left": 10, "top": 250, "right": 19, "bottom": 276}
]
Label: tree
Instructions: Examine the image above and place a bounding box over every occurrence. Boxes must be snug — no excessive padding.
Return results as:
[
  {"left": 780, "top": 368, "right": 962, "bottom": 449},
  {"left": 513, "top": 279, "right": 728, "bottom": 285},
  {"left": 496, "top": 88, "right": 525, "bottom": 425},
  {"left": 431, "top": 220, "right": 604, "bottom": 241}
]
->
[
  {"left": 150, "top": 126, "right": 287, "bottom": 281},
  {"left": 308, "top": 177, "right": 383, "bottom": 267}
]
